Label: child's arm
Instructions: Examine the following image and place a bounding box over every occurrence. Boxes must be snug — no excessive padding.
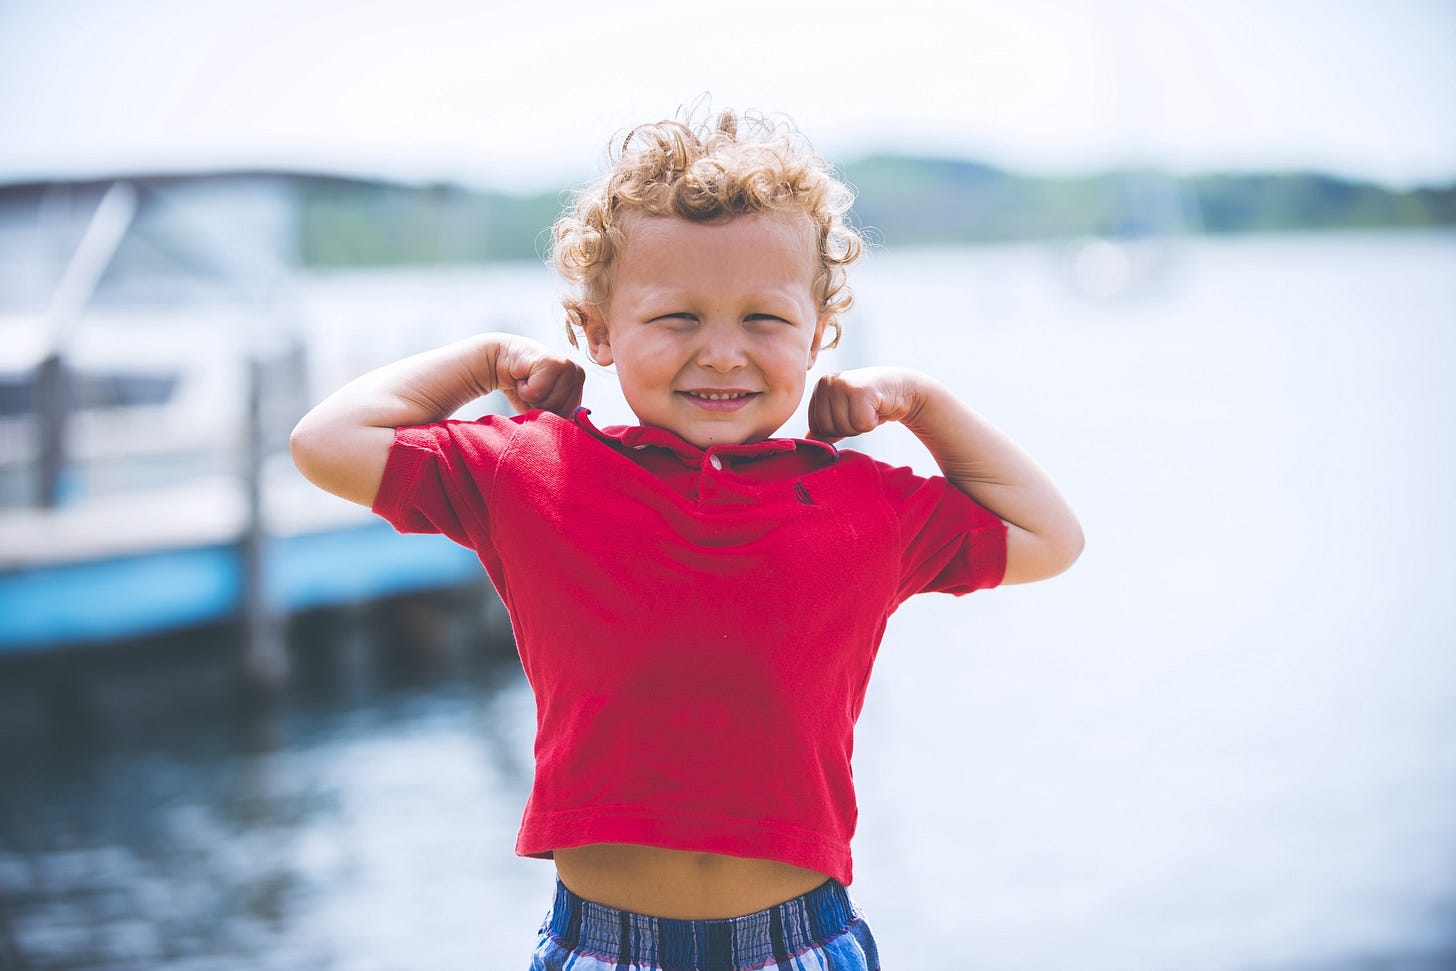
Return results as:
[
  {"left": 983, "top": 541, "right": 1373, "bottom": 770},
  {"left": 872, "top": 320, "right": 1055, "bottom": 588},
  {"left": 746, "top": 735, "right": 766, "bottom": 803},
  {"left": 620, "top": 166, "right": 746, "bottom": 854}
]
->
[
  {"left": 807, "top": 367, "right": 1082, "bottom": 584},
  {"left": 290, "top": 333, "right": 584, "bottom": 508}
]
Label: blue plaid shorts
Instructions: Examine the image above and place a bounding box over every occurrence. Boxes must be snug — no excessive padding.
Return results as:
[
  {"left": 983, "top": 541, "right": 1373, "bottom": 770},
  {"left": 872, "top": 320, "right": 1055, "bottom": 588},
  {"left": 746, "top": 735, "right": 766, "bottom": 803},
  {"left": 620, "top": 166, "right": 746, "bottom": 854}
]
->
[{"left": 530, "top": 877, "right": 880, "bottom": 971}]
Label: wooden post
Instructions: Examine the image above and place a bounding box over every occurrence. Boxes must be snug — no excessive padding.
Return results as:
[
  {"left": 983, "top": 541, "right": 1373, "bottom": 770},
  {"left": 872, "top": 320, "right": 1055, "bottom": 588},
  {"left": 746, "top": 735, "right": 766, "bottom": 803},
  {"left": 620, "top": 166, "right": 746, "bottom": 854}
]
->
[
  {"left": 240, "top": 353, "right": 289, "bottom": 691},
  {"left": 34, "top": 352, "right": 68, "bottom": 508}
]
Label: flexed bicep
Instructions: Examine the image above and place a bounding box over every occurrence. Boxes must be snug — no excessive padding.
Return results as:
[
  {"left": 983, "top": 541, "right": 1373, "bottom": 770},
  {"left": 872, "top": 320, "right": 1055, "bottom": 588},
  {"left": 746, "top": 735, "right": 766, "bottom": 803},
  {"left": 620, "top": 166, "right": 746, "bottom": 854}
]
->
[{"left": 291, "top": 333, "right": 582, "bottom": 508}]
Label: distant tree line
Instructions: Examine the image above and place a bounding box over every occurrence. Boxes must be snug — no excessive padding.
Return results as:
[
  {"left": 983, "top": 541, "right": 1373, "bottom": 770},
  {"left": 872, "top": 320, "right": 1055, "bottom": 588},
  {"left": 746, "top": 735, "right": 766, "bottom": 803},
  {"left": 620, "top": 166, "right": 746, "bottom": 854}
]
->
[
  {"left": 296, "top": 159, "right": 1456, "bottom": 267},
  {"left": 298, "top": 179, "right": 563, "bottom": 266}
]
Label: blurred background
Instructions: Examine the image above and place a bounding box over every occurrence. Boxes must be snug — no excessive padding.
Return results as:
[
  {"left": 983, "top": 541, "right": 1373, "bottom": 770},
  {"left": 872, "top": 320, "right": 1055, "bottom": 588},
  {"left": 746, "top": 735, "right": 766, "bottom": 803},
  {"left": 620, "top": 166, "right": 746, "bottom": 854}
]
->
[{"left": 1, "top": 1, "right": 1454, "bottom": 968}]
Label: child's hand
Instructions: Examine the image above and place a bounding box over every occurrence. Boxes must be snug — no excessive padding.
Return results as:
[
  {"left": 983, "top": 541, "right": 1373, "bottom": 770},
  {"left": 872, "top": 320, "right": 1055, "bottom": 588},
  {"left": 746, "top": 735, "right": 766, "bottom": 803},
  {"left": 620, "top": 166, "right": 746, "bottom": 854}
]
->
[
  {"left": 494, "top": 337, "right": 586, "bottom": 417},
  {"left": 806, "top": 367, "right": 927, "bottom": 443}
]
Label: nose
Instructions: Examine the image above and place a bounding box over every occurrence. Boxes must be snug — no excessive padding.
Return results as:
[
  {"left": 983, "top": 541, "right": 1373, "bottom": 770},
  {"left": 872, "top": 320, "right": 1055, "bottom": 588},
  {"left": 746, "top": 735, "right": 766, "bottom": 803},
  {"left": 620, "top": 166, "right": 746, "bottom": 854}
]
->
[{"left": 694, "top": 320, "right": 747, "bottom": 372}]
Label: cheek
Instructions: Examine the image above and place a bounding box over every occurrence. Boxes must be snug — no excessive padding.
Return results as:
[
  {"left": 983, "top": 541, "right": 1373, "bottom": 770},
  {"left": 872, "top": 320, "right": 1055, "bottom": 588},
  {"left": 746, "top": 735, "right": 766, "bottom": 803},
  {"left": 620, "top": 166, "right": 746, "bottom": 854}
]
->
[
  {"left": 613, "top": 340, "right": 677, "bottom": 392},
  {"left": 774, "top": 336, "right": 819, "bottom": 373}
]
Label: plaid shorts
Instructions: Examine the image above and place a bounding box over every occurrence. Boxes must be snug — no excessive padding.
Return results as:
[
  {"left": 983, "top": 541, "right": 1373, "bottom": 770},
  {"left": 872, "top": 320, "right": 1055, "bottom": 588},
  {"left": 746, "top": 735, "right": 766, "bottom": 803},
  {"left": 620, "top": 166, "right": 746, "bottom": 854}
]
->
[{"left": 530, "top": 877, "right": 880, "bottom": 971}]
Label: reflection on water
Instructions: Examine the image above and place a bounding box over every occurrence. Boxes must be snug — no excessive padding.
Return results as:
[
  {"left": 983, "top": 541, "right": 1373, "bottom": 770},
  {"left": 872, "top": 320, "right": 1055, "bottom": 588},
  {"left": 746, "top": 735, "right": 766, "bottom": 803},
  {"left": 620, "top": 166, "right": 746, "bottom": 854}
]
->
[
  {"left": 2, "top": 232, "right": 1455, "bottom": 970},
  {"left": 0, "top": 595, "right": 556, "bottom": 970}
]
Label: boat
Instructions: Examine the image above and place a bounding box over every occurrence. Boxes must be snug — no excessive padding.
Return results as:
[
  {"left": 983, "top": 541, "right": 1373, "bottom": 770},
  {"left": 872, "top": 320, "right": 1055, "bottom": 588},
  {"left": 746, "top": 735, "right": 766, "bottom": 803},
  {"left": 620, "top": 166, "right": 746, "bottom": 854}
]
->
[{"left": 0, "top": 174, "right": 496, "bottom": 679}]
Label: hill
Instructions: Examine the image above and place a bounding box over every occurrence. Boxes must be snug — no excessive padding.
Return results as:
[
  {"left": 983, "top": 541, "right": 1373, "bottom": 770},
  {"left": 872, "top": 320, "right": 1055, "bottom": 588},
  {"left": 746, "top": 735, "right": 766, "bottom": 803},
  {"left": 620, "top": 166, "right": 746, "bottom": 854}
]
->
[{"left": 293, "top": 160, "right": 1456, "bottom": 266}]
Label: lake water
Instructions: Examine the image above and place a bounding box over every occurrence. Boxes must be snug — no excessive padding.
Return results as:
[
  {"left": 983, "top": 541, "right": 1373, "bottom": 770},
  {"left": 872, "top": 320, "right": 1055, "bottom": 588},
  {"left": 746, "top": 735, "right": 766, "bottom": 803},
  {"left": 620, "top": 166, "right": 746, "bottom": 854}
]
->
[{"left": 2, "top": 230, "right": 1454, "bottom": 970}]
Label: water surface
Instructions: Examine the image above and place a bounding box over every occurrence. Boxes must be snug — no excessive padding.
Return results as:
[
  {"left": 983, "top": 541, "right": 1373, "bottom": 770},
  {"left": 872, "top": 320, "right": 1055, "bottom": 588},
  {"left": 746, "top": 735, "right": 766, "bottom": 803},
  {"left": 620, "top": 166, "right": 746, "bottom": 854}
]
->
[{"left": 3, "top": 231, "right": 1453, "bottom": 970}]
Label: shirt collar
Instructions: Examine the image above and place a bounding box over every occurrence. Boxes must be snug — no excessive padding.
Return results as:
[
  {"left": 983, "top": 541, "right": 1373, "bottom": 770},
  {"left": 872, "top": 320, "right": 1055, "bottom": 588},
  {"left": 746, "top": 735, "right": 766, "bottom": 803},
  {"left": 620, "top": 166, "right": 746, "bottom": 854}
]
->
[{"left": 572, "top": 407, "right": 839, "bottom": 463}]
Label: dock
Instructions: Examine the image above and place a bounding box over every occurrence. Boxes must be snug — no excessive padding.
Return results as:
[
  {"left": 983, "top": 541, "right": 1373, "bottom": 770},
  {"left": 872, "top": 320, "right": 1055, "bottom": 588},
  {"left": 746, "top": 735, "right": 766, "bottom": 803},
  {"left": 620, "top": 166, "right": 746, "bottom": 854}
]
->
[
  {"left": 0, "top": 172, "right": 517, "bottom": 685},
  {"left": 0, "top": 465, "right": 489, "bottom": 654}
]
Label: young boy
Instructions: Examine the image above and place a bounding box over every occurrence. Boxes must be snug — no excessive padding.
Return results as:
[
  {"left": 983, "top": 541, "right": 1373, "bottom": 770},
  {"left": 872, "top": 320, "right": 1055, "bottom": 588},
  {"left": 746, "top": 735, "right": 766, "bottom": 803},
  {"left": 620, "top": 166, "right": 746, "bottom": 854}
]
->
[{"left": 291, "top": 109, "right": 1082, "bottom": 970}]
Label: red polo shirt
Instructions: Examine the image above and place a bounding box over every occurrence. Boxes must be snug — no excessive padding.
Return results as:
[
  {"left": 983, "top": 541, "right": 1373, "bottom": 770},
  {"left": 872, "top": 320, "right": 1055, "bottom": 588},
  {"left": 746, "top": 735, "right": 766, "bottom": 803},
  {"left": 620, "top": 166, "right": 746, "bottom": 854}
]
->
[{"left": 373, "top": 408, "right": 1006, "bottom": 884}]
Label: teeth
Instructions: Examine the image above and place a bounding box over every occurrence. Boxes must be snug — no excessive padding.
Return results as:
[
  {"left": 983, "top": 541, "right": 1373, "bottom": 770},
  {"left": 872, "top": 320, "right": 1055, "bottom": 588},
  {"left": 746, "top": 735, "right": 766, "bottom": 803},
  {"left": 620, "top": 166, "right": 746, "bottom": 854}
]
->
[{"left": 690, "top": 392, "right": 749, "bottom": 400}]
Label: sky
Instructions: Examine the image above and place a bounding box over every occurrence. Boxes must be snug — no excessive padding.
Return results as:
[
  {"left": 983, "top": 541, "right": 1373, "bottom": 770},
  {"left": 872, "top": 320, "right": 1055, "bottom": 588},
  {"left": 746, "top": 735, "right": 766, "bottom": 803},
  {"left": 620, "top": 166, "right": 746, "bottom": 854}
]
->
[{"left": 1, "top": 0, "right": 1454, "bottom": 193}]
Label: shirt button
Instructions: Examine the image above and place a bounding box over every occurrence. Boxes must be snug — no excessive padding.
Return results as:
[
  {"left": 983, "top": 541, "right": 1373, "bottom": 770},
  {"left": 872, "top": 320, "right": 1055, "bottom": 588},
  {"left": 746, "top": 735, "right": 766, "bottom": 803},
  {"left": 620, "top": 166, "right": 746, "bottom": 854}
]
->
[{"left": 708, "top": 455, "right": 723, "bottom": 471}]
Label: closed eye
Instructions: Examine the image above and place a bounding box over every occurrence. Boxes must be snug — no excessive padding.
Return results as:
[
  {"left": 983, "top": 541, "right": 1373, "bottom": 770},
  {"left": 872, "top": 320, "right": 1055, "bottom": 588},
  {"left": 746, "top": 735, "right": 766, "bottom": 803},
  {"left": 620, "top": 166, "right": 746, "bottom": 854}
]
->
[{"left": 647, "top": 312, "right": 796, "bottom": 326}]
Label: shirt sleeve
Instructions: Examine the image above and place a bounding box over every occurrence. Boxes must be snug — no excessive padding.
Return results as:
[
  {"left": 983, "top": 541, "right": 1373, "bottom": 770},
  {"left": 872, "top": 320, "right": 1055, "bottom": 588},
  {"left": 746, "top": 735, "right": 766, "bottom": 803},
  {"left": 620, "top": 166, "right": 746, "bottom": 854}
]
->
[
  {"left": 874, "top": 459, "right": 1009, "bottom": 604},
  {"left": 370, "top": 412, "right": 528, "bottom": 552}
]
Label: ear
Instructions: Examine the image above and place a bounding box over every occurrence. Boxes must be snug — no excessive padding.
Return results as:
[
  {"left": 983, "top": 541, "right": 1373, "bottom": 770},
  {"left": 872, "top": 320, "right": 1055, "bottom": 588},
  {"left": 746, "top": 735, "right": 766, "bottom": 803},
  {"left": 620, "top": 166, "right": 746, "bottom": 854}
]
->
[
  {"left": 579, "top": 304, "right": 614, "bottom": 367},
  {"left": 807, "top": 314, "right": 831, "bottom": 369}
]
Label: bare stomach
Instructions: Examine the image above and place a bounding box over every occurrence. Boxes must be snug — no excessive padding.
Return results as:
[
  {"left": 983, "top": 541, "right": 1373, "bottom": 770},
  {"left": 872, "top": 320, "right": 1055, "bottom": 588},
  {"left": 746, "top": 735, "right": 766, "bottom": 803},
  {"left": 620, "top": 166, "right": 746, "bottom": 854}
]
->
[{"left": 552, "top": 844, "right": 831, "bottom": 920}]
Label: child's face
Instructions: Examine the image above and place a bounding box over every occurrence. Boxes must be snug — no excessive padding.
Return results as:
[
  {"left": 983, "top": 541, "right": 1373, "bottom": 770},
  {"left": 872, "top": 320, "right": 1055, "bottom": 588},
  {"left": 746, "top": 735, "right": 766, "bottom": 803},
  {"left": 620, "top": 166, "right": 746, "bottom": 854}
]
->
[{"left": 581, "top": 212, "right": 828, "bottom": 448}]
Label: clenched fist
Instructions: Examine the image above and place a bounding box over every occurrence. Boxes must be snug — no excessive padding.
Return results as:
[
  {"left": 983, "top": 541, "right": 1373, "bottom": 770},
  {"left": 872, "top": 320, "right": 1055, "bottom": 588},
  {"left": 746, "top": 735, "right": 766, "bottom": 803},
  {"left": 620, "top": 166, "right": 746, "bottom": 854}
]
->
[{"left": 806, "top": 367, "right": 930, "bottom": 443}]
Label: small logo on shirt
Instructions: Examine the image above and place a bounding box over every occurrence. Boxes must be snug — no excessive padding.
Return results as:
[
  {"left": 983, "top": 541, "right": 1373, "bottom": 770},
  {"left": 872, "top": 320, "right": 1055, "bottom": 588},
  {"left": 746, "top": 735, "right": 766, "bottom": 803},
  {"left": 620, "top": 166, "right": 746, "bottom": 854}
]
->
[{"left": 794, "top": 482, "right": 814, "bottom": 505}]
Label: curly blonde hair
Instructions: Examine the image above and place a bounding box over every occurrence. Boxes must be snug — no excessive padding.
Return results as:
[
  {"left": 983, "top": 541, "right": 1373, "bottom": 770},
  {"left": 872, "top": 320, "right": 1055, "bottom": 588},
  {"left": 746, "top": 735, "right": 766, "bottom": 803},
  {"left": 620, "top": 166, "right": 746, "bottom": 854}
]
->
[{"left": 551, "top": 108, "right": 864, "bottom": 350}]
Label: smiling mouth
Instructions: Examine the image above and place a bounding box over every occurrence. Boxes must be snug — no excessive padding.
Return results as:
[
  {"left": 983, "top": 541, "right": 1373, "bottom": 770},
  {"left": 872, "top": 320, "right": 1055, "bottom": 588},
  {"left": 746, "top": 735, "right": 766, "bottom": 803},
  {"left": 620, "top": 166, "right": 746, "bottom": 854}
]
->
[{"left": 682, "top": 391, "right": 757, "bottom": 401}]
